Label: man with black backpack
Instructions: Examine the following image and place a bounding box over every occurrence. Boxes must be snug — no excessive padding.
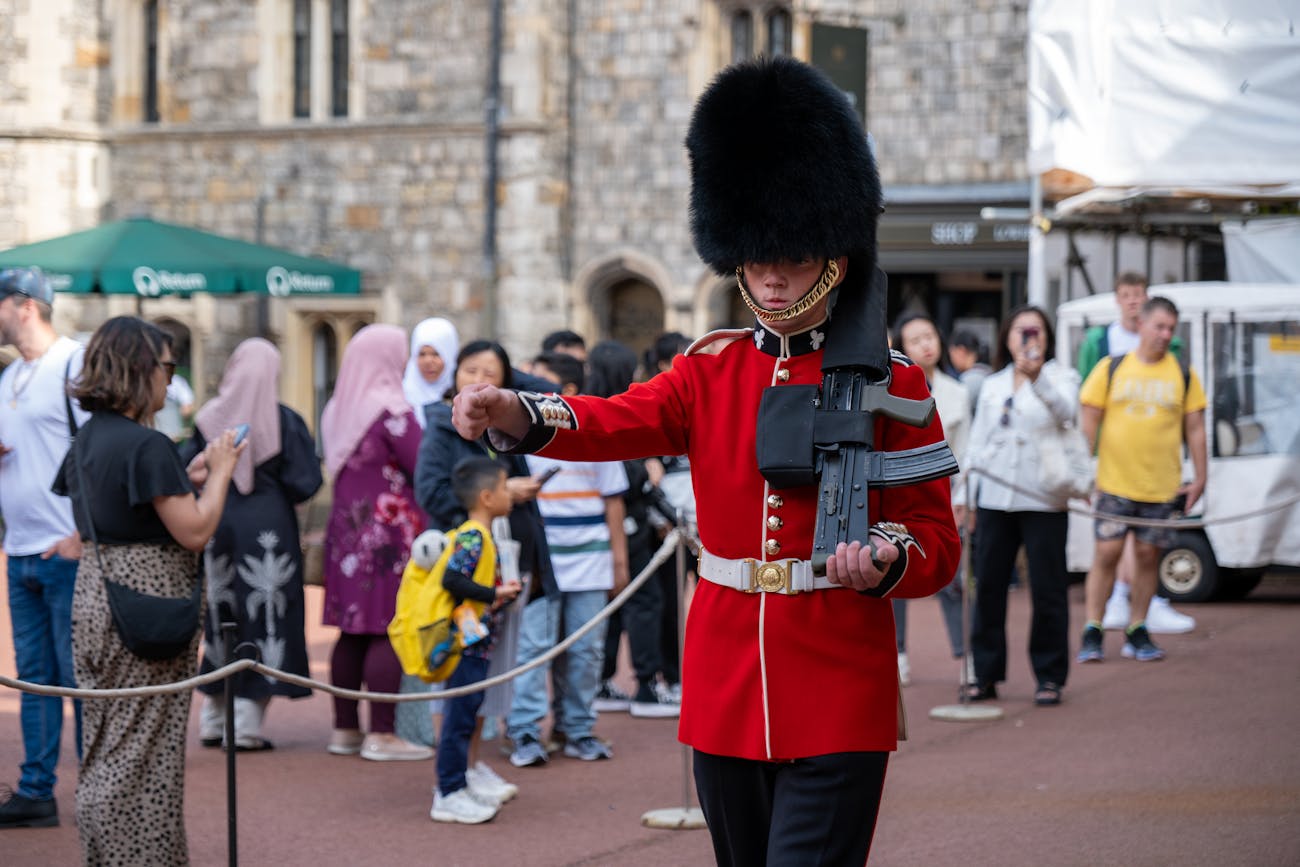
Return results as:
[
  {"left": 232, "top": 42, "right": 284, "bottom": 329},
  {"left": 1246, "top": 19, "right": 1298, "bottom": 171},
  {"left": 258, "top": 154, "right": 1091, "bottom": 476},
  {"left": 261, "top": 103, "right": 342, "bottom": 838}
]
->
[
  {"left": 1076, "top": 272, "right": 1197, "bottom": 635},
  {"left": 1077, "top": 296, "right": 1208, "bottom": 664}
]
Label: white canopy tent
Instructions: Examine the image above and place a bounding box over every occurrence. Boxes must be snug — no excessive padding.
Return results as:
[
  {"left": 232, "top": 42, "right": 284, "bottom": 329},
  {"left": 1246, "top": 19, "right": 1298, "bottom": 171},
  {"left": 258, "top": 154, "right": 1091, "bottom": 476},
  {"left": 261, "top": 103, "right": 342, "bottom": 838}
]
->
[
  {"left": 1029, "top": 0, "right": 1300, "bottom": 186},
  {"left": 1026, "top": 0, "right": 1300, "bottom": 297},
  {"left": 1220, "top": 217, "right": 1300, "bottom": 283}
]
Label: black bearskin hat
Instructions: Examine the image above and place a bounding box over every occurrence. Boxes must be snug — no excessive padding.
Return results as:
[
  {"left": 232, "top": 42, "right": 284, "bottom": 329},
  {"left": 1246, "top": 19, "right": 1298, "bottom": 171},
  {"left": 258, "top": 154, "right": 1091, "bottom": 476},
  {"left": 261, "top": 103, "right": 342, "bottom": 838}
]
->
[{"left": 686, "top": 56, "right": 881, "bottom": 275}]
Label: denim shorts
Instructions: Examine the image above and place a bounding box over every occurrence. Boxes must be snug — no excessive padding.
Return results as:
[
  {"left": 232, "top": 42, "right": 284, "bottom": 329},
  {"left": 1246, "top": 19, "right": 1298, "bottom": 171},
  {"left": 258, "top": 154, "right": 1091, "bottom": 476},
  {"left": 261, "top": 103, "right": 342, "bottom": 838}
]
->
[{"left": 1093, "top": 492, "right": 1178, "bottom": 548}]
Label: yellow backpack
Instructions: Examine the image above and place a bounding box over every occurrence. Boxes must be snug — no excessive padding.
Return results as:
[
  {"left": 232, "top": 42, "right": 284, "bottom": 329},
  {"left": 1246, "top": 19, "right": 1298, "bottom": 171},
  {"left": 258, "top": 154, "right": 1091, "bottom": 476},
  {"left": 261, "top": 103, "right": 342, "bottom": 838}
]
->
[{"left": 387, "top": 520, "right": 497, "bottom": 683}]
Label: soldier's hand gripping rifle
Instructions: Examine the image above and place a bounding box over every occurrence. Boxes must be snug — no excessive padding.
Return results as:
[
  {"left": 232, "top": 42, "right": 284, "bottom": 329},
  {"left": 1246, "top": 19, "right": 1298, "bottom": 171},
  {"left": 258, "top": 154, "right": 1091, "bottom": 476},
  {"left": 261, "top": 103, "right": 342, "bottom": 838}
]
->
[{"left": 755, "top": 268, "right": 958, "bottom": 587}]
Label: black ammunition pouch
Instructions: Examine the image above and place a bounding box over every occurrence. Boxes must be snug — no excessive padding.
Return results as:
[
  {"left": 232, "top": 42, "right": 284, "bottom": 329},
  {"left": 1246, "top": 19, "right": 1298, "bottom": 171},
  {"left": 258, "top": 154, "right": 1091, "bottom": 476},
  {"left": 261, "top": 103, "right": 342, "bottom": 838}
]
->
[
  {"left": 757, "top": 383, "right": 890, "bottom": 490},
  {"left": 755, "top": 384, "right": 820, "bottom": 488}
]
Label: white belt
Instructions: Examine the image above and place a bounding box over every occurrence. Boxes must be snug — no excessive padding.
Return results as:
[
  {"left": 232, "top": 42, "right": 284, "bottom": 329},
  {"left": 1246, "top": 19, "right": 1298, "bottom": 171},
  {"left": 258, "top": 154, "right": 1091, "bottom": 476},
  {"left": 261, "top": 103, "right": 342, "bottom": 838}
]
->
[{"left": 698, "top": 548, "right": 841, "bottom": 595}]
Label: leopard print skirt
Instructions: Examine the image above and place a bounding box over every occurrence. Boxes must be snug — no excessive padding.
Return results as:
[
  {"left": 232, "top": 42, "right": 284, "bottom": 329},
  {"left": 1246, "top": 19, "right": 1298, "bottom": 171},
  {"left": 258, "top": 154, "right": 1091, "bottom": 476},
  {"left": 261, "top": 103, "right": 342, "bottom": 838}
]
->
[{"left": 73, "top": 542, "right": 201, "bottom": 867}]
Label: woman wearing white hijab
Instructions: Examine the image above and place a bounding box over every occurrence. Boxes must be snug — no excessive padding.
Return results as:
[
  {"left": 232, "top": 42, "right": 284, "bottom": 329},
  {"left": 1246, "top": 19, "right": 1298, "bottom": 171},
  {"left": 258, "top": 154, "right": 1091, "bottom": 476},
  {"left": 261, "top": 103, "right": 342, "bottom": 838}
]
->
[
  {"left": 396, "top": 318, "right": 460, "bottom": 746},
  {"left": 403, "top": 318, "right": 459, "bottom": 427}
]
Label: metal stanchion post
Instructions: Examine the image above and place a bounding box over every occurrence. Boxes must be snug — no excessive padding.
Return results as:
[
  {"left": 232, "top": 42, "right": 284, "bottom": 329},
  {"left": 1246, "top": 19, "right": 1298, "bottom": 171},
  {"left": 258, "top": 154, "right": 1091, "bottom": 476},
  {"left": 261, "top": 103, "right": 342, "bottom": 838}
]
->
[
  {"left": 221, "top": 620, "right": 239, "bottom": 867},
  {"left": 642, "top": 512, "right": 706, "bottom": 830},
  {"left": 929, "top": 493, "right": 1004, "bottom": 723}
]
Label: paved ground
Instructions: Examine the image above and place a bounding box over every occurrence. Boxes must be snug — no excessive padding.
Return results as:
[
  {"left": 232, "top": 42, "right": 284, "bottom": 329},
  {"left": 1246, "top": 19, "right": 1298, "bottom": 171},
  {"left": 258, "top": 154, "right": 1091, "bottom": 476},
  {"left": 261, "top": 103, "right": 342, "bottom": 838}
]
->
[{"left": 2, "top": 575, "right": 1299, "bottom": 866}]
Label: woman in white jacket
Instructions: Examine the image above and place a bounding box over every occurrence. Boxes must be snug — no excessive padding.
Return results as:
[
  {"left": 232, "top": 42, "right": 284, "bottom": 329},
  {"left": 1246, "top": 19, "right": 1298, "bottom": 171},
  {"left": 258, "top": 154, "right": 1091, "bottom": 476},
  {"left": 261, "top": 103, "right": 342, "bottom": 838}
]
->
[{"left": 960, "top": 306, "right": 1080, "bottom": 706}]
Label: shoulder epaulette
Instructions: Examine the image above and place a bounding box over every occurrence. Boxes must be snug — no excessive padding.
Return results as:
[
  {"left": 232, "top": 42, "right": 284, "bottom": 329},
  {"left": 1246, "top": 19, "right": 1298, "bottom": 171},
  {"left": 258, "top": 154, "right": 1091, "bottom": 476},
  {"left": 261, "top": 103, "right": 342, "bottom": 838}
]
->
[{"left": 686, "top": 328, "right": 752, "bottom": 357}]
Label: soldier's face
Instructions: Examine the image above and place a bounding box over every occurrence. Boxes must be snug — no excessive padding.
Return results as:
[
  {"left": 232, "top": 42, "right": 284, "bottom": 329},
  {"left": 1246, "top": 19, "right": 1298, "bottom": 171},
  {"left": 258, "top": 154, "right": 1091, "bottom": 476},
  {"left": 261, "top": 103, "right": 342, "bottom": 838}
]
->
[{"left": 741, "top": 257, "right": 845, "bottom": 333}]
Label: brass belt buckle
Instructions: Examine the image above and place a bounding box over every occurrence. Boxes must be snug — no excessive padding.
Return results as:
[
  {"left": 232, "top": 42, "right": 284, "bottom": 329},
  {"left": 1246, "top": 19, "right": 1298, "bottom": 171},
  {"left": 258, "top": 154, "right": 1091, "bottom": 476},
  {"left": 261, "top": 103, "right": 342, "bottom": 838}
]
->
[{"left": 747, "top": 559, "right": 794, "bottom": 594}]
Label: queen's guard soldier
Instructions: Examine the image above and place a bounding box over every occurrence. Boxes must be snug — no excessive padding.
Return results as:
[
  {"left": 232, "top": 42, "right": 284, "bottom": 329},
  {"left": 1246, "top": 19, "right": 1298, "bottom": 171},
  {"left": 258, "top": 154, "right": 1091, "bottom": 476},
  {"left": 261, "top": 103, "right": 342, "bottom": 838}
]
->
[{"left": 454, "top": 56, "right": 961, "bottom": 866}]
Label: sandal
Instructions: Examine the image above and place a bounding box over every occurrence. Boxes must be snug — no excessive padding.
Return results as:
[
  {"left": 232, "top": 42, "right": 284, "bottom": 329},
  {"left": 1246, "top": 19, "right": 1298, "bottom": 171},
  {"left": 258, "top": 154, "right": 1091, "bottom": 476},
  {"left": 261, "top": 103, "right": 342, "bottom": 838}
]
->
[
  {"left": 1034, "top": 683, "right": 1062, "bottom": 706},
  {"left": 962, "top": 683, "right": 998, "bottom": 702}
]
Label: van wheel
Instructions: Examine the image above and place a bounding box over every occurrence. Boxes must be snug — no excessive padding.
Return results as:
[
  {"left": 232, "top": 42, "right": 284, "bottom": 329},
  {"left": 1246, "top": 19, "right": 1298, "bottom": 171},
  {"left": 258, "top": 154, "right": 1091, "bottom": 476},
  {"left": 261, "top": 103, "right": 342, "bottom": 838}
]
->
[
  {"left": 1216, "top": 568, "right": 1265, "bottom": 601},
  {"left": 1159, "top": 531, "right": 1218, "bottom": 603}
]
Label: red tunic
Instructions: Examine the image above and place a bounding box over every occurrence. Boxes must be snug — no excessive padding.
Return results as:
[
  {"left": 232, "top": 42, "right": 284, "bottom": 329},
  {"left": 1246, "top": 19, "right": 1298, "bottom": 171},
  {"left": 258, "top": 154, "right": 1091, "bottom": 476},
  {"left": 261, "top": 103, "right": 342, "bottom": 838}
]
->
[{"left": 527, "top": 326, "right": 960, "bottom": 760}]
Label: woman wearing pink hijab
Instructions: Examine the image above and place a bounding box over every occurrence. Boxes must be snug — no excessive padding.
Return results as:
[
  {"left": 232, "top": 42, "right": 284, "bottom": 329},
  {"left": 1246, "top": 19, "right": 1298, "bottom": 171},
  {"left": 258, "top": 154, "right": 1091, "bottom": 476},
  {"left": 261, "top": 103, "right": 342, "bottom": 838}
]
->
[
  {"left": 319, "top": 324, "right": 431, "bottom": 761},
  {"left": 181, "top": 338, "right": 323, "bottom": 751}
]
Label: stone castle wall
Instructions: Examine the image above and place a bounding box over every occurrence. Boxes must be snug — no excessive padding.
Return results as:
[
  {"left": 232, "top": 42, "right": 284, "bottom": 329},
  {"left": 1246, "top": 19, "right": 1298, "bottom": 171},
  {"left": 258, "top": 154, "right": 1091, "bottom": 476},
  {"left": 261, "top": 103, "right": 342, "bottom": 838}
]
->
[
  {"left": 1, "top": 0, "right": 1032, "bottom": 366},
  {"left": 807, "top": 0, "right": 1028, "bottom": 185}
]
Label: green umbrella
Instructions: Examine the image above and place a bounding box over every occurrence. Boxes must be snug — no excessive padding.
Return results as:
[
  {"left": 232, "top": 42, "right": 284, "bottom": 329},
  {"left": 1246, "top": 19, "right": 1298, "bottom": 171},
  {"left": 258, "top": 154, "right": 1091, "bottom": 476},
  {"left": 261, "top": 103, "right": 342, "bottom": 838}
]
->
[{"left": 0, "top": 217, "right": 361, "bottom": 296}]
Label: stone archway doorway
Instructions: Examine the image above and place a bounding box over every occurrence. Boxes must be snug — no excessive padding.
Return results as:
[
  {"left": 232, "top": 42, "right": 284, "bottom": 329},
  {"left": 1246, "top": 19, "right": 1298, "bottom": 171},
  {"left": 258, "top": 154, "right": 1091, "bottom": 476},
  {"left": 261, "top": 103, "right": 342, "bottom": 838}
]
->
[{"left": 604, "top": 277, "right": 665, "bottom": 360}]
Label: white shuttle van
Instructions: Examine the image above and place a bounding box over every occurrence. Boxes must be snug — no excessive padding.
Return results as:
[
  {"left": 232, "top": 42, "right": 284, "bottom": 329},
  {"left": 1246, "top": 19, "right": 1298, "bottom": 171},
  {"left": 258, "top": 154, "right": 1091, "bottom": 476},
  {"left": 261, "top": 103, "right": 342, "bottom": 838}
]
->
[{"left": 1054, "top": 283, "right": 1300, "bottom": 601}]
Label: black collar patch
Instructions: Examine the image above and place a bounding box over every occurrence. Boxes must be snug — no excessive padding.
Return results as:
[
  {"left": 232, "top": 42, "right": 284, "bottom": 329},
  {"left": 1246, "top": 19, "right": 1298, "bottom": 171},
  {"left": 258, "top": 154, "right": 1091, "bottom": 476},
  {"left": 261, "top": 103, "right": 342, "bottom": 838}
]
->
[{"left": 751, "top": 319, "right": 829, "bottom": 358}]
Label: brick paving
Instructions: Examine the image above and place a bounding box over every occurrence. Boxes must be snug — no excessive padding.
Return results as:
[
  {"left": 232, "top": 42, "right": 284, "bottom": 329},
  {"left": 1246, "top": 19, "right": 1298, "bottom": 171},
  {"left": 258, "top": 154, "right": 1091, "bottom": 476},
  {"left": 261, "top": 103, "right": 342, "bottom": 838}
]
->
[{"left": 3, "top": 575, "right": 1299, "bottom": 866}]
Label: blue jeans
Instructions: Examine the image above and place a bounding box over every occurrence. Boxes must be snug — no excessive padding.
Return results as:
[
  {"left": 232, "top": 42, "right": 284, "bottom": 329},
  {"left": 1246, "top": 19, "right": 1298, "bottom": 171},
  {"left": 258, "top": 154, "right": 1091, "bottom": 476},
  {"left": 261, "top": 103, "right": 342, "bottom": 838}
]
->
[
  {"left": 436, "top": 655, "right": 488, "bottom": 795},
  {"left": 7, "top": 553, "right": 81, "bottom": 800},
  {"left": 506, "top": 590, "right": 607, "bottom": 742}
]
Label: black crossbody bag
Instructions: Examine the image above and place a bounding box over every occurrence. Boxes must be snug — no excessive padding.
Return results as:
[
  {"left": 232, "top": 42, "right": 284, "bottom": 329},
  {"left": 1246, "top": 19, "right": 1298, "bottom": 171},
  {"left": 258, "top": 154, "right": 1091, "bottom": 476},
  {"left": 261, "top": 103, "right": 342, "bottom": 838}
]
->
[{"left": 66, "top": 377, "right": 201, "bottom": 661}]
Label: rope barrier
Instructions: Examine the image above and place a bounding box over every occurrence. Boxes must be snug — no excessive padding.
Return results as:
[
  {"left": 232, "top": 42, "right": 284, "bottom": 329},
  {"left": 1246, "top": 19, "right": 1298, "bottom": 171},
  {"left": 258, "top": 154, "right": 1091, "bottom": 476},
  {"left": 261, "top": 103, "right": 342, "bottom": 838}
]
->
[
  {"left": 967, "top": 466, "right": 1300, "bottom": 529},
  {"left": 9, "top": 468, "right": 1295, "bottom": 702},
  {"left": 0, "top": 528, "right": 688, "bottom": 703}
]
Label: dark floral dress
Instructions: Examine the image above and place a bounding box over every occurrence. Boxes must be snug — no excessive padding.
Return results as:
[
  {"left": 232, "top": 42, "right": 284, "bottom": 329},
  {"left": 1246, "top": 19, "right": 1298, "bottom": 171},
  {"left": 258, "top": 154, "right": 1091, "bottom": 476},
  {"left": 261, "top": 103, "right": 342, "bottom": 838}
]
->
[{"left": 323, "top": 409, "right": 426, "bottom": 634}]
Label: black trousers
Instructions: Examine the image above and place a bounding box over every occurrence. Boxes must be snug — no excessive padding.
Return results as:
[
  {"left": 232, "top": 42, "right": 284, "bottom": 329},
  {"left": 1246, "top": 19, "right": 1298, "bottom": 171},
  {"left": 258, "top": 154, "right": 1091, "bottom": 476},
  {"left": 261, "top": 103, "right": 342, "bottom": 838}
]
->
[
  {"left": 657, "top": 555, "right": 681, "bottom": 684},
  {"left": 970, "top": 508, "right": 1071, "bottom": 688},
  {"left": 694, "top": 749, "right": 889, "bottom": 867}
]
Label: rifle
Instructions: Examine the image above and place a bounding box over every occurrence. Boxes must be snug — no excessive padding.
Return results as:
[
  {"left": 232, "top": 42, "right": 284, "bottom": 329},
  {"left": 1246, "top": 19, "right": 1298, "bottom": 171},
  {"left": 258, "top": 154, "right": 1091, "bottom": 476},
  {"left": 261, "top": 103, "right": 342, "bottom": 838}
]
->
[{"left": 755, "top": 267, "right": 958, "bottom": 582}]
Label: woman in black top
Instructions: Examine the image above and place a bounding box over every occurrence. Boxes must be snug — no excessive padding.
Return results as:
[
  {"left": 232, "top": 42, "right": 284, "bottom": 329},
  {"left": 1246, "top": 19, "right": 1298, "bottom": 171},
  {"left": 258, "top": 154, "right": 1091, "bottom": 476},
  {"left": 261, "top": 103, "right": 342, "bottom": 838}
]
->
[{"left": 54, "top": 317, "right": 243, "bottom": 866}]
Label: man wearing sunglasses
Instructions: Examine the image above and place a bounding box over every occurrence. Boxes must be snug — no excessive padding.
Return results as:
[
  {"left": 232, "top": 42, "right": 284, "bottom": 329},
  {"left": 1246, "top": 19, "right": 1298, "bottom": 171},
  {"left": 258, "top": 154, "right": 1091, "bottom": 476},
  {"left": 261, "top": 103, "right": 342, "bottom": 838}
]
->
[{"left": 0, "top": 267, "right": 90, "bottom": 829}]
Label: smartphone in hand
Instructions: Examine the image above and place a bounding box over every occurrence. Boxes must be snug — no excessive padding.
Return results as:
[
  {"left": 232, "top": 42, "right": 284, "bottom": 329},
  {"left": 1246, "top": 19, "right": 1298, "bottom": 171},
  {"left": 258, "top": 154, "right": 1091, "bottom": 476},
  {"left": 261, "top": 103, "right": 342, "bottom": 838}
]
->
[
  {"left": 536, "top": 465, "right": 562, "bottom": 486},
  {"left": 232, "top": 424, "right": 250, "bottom": 446},
  {"left": 1021, "top": 326, "right": 1042, "bottom": 362}
]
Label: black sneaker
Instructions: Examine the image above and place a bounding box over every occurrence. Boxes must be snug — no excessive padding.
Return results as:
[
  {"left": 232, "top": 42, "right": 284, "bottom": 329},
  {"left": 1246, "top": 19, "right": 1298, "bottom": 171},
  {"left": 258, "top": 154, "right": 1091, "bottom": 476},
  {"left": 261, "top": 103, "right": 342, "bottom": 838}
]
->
[
  {"left": 591, "top": 680, "right": 632, "bottom": 713},
  {"left": 629, "top": 682, "right": 681, "bottom": 719},
  {"left": 0, "top": 788, "right": 58, "bottom": 829},
  {"left": 1077, "top": 625, "right": 1104, "bottom": 663},
  {"left": 1121, "top": 625, "right": 1166, "bottom": 662}
]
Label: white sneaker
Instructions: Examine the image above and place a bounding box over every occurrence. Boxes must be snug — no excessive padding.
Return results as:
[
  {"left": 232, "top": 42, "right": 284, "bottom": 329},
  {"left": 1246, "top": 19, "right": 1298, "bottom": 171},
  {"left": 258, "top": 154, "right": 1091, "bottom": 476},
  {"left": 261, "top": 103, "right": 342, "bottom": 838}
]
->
[
  {"left": 431, "top": 788, "right": 498, "bottom": 824},
  {"left": 466, "top": 761, "right": 518, "bottom": 803},
  {"left": 897, "top": 653, "right": 911, "bottom": 687},
  {"left": 1102, "top": 592, "right": 1131, "bottom": 630},
  {"left": 1146, "top": 596, "right": 1196, "bottom": 634},
  {"left": 465, "top": 786, "right": 501, "bottom": 809},
  {"left": 360, "top": 733, "right": 434, "bottom": 762}
]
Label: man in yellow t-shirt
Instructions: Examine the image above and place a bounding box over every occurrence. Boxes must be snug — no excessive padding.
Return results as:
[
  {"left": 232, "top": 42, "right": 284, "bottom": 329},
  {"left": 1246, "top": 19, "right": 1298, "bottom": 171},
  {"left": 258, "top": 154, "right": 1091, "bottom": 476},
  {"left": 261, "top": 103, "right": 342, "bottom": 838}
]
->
[{"left": 1076, "top": 296, "right": 1207, "bottom": 664}]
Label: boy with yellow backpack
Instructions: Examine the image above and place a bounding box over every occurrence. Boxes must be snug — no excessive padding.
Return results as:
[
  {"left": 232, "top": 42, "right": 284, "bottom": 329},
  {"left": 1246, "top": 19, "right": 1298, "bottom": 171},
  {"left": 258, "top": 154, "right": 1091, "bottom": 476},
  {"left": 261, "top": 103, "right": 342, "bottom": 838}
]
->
[{"left": 389, "top": 456, "right": 521, "bottom": 823}]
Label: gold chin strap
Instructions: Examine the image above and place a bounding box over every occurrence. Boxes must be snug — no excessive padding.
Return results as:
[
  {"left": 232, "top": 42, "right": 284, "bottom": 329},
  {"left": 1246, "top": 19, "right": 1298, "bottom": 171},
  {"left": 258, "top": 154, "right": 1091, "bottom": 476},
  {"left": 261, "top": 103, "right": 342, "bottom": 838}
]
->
[{"left": 736, "top": 259, "right": 840, "bottom": 323}]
